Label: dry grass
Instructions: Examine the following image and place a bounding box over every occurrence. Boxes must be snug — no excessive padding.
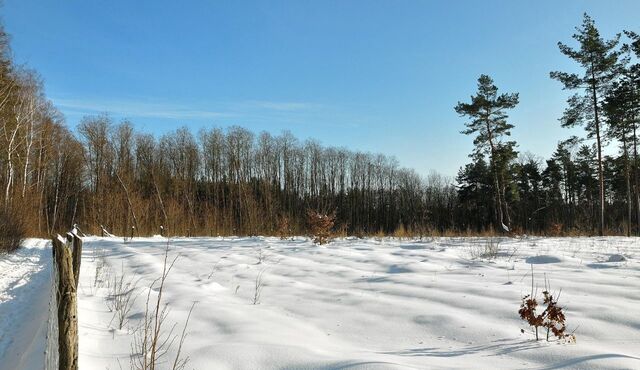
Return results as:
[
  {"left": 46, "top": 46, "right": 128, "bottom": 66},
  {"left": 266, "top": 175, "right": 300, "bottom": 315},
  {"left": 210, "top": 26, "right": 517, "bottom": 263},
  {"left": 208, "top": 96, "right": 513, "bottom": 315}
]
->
[
  {"left": 467, "top": 238, "right": 500, "bottom": 260},
  {"left": 252, "top": 270, "right": 266, "bottom": 305},
  {"left": 105, "top": 265, "right": 138, "bottom": 330},
  {"left": 131, "top": 241, "right": 195, "bottom": 370}
]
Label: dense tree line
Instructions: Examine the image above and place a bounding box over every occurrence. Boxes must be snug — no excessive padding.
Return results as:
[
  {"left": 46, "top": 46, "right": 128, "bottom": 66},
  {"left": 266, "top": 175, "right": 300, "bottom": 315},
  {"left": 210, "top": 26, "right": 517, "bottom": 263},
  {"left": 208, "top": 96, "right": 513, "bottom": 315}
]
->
[
  {"left": 70, "top": 117, "right": 457, "bottom": 236},
  {"left": 1, "top": 14, "right": 639, "bottom": 239},
  {"left": 456, "top": 15, "right": 640, "bottom": 236}
]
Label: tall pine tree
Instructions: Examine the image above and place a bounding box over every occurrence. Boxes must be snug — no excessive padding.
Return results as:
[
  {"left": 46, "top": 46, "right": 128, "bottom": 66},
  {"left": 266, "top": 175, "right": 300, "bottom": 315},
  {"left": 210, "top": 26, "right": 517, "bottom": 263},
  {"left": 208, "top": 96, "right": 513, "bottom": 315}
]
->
[
  {"left": 604, "top": 79, "right": 637, "bottom": 235},
  {"left": 622, "top": 30, "right": 640, "bottom": 235},
  {"left": 455, "top": 75, "right": 519, "bottom": 232},
  {"left": 550, "top": 13, "right": 623, "bottom": 236}
]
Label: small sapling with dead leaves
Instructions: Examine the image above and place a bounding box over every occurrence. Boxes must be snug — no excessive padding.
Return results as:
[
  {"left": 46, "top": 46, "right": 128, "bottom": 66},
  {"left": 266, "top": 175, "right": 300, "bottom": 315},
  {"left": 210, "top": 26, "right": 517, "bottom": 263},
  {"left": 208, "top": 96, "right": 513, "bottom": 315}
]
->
[
  {"left": 519, "top": 266, "right": 575, "bottom": 343},
  {"left": 542, "top": 290, "right": 569, "bottom": 341},
  {"left": 519, "top": 293, "right": 545, "bottom": 340},
  {"left": 278, "top": 216, "right": 292, "bottom": 240},
  {"left": 307, "top": 209, "right": 336, "bottom": 245}
]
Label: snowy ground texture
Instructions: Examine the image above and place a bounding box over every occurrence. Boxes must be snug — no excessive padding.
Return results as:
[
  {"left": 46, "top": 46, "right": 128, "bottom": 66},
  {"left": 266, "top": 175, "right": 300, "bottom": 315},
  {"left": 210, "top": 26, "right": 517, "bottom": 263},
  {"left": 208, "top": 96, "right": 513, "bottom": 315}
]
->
[
  {"left": 0, "top": 239, "right": 52, "bottom": 370},
  {"left": 1, "top": 236, "right": 639, "bottom": 370}
]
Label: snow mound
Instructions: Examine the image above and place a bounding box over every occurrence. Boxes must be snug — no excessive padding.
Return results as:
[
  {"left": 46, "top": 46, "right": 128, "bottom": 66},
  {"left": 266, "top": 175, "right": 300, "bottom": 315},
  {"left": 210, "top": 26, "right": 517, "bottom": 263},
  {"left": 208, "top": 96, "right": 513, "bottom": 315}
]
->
[{"left": 200, "top": 281, "right": 227, "bottom": 292}]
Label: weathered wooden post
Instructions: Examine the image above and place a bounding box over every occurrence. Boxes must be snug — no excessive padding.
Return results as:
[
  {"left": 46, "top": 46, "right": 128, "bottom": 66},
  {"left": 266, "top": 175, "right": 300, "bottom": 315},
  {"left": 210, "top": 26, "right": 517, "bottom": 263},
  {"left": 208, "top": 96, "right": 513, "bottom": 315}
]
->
[
  {"left": 64, "top": 233, "right": 83, "bottom": 288},
  {"left": 71, "top": 234, "right": 83, "bottom": 289},
  {"left": 51, "top": 235, "right": 78, "bottom": 370}
]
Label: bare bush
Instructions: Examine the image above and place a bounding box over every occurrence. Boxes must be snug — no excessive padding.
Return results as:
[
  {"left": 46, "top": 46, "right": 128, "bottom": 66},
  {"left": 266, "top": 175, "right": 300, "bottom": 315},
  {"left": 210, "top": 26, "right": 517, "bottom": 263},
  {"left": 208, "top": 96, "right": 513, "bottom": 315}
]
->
[
  {"left": 252, "top": 270, "right": 266, "bottom": 305},
  {"left": 468, "top": 238, "right": 500, "bottom": 260},
  {"left": 549, "top": 223, "right": 563, "bottom": 236},
  {"left": 307, "top": 210, "right": 335, "bottom": 245},
  {"left": 206, "top": 257, "right": 224, "bottom": 280},
  {"left": 86, "top": 249, "right": 107, "bottom": 296},
  {"left": 131, "top": 244, "right": 195, "bottom": 370},
  {"left": 105, "top": 266, "right": 138, "bottom": 330},
  {"left": 256, "top": 248, "right": 268, "bottom": 265},
  {"left": 0, "top": 207, "right": 25, "bottom": 253}
]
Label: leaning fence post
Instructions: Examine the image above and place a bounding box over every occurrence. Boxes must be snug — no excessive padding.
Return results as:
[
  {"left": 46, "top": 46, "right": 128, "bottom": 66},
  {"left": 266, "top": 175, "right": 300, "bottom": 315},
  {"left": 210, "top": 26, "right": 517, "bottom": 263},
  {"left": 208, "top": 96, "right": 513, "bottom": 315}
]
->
[{"left": 51, "top": 235, "right": 78, "bottom": 370}]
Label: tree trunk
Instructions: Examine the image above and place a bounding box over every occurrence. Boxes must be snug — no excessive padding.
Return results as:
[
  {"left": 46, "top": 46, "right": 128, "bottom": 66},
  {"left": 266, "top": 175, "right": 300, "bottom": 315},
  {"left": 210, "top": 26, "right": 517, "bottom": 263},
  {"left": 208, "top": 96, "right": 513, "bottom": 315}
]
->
[
  {"left": 633, "top": 121, "right": 639, "bottom": 235},
  {"left": 622, "top": 132, "right": 631, "bottom": 237},
  {"left": 590, "top": 74, "right": 605, "bottom": 236},
  {"left": 486, "top": 119, "right": 506, "bottom": 232}
]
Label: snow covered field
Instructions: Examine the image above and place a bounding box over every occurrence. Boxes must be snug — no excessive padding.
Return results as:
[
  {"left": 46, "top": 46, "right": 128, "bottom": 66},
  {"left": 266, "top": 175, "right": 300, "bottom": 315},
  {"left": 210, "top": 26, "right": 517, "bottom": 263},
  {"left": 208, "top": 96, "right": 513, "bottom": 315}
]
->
[
  {"left": 0, "top": 239, "right": 53, "bottom": 370},
  {"left": 1, "top": 236, "right": 639, "bottom": 369}
]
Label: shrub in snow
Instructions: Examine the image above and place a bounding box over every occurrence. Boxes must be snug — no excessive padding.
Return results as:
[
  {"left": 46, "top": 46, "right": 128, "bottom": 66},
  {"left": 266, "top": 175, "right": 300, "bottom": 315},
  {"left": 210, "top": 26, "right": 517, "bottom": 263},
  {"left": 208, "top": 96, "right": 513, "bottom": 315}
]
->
[
  {"left": 131, "top": 243, "right": 195, "bottom": 370},
  {"left": 393, "top": 223, "right": 409, "bottom": 238},
  {"left": 0, "top": 206, "right": 25, "bottom": 253},
  {"left": 306, "top": 209, "right": 335, "bottom": 245},
  {"left": 87, "top": 248, "right": 108, "bottom": 296},
  {"left": 253, "top": 269, "right": 266, "bottom": 305},
  {"left": 468, "top": 238, "right": 500, "bottom": 260},
  {"left": 519, "top": 293, "right": 544, "bottom": 340},
  {"left": 541, "top": 290, "right": 569, "bottom": 341},
  {"left": 278, "top": 216, "right": 292, "bottom": 240},
  {"left": 549, "top": 223, "right": 563, "bottom": 236},
  {"left": 256, "top": 248, "right": 267, "bottom": 264},
  {"left": 105, "top": 267, "right": 138, "bottom": 330},
  {"left": 519, "top": 269, "right": 575, "bottom": 342}
]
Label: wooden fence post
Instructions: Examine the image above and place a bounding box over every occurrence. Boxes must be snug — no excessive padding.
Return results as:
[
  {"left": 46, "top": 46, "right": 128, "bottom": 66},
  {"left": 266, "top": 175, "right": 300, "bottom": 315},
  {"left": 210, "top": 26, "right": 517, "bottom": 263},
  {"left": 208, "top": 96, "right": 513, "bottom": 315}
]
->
[
  {"left": 71, "top": 234, "right": 83, "bottom": 289},
  {"left": 52, "top": 235, "right": 79, "bottom": 370}
]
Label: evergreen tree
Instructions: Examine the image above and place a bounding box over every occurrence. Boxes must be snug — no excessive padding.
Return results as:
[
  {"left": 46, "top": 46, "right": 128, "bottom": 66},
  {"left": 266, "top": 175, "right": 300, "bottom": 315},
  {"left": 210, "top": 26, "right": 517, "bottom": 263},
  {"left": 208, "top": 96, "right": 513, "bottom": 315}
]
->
[
  {"left": 622, "top": 30, "right": 640, "bottom": 234},
  {"left": 542, "top": 156, "right": 564, "bottom": 228},
  {"left": 455, "top": 156, "right": 493, "bottom": 231},
  {"left": 550, "top": 13, "right": 623, "bottom": 235},
  {"left": 574, "top": 145, "right": 599, "bottom": 231},
  {"left": 551, "top": 139, "right": 580, "bottom": 229},
  {"left": 515, "top": 156, "right": 543, "bottom": 232},
  {"left": 604, "top": 79, "right": 637, "bottom": 235},
  {"left": 455, "top": 74, "right": 519, "bottom": 231}
]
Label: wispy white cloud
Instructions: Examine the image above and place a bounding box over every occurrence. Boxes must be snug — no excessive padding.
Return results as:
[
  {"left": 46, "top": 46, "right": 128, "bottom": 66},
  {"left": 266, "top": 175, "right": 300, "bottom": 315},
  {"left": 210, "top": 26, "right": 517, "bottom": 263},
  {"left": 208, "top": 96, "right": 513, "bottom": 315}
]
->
[
  {"left": 240, "top": 100, "right": 322, "bottom": 112},
  {"left": 53, "top": 98, "right": 233, "bottom": 120},
  {"left": 53, "top": 97, "right": 322, "bottom": 121}
]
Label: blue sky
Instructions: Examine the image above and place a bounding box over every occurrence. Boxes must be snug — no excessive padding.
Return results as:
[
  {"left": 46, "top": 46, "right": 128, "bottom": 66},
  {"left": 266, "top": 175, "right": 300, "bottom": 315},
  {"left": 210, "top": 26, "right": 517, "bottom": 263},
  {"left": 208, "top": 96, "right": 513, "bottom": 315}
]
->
[{"left": 3, "top": 0, "right": 639, "bottom": 177}]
